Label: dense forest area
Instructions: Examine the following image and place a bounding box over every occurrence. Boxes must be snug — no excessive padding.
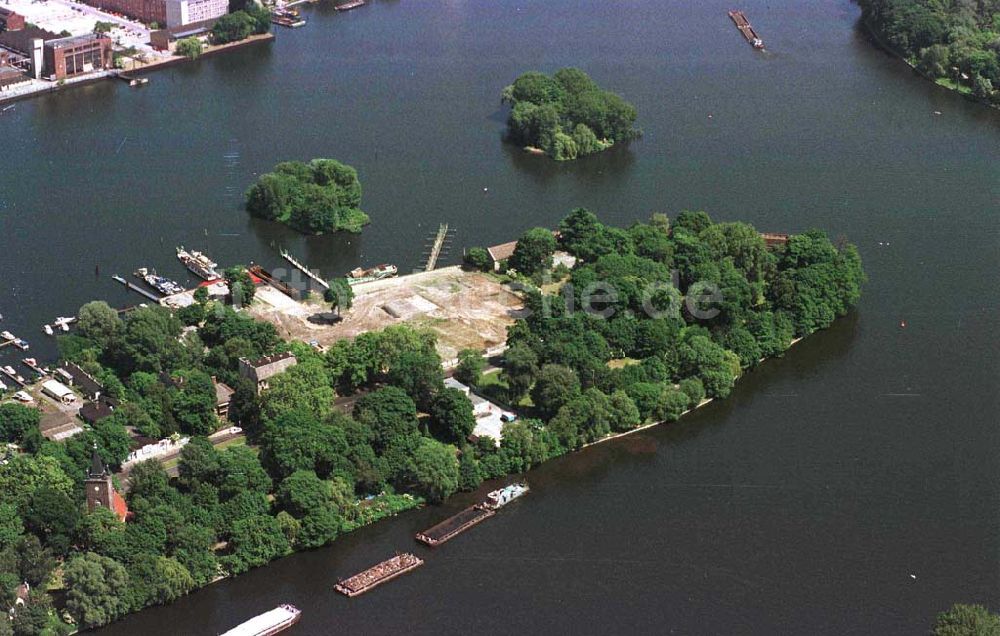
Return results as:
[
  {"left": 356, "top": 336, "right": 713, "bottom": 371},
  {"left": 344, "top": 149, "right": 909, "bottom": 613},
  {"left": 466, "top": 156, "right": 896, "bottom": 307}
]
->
[
  {"left": 244, "top": 158, "right": 370, "bottom": 234},
  {"left": 0, "top": 209, "right": 861, "bottom": 633},
  {"left": 501, "top": 68, "right": 640, "bottom": 160},
  {"left": 469, "top": 209, "right": 864, "bottom": 450},
  {"left": 859, "top": 0, "right": 1000, "bottom": 105}
]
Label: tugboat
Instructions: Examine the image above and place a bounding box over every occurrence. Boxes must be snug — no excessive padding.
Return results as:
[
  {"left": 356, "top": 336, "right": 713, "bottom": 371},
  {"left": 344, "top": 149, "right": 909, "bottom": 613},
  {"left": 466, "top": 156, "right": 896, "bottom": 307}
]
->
[
  {"left": 220, "top": 604, "right": 301, "bottom": 636},
  {"left": 176, "top": 247, "right": 222, "bottom": 281},
  {"left": 481, "top": 483, "right": 529, "bottom": 510},
  {"left": 346, "top": 263, "right": 398, "bottom": 285},
  {"left": 134, "top": 268, "right": 185, "bottom": 296}
]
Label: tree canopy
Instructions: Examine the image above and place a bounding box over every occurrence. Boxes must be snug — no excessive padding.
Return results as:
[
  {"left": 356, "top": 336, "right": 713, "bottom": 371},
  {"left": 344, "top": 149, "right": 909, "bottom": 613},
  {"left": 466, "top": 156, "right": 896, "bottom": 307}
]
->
[
  {"left": 859, "top": 0, "right": 1000, "bottom": 107},
  {"left": 502, "top": 67, "right": 641, "bottom": 160},
  {"left": 245, "top": 158, "right": 370, "bottom": 234}
]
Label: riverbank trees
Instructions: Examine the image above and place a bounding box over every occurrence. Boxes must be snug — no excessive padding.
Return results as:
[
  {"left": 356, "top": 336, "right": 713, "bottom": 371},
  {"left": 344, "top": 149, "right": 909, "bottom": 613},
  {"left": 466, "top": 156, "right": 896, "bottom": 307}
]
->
[
  {"left": 0, "top": 208, "right": 861, "bottom": 631},
  {"left": 245, "top": 158, "right": 370, "bottom": 234},
  {"left": 858, "top": 0, "right": 1000, "bottom": 107},
  {"left": 491, "top": 207, "right": 863, "bottom": 452},
  {"left": 501, "top": 68, "right": 640, "bottom": 160}
]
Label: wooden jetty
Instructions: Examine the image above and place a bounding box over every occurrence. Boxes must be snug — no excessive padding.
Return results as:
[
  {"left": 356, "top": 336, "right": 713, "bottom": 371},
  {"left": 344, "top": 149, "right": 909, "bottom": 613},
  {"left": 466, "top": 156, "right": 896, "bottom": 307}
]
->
[
  {"left": 334, "top": 553, "right": 423, "bottom": 597},
  {"left": 334, "top": 0, "right": 365, "bottom": 11},
  {"left": 280, "top": 249, "right": 329, "bottom": 290},
  {"left": 729, "top": 10, "right": 764, "bottom": 49},
  {"left": 0, "top": 366, "right": 27, "bottom": 387},
  {"left": 112, "top": 275, "right": 162, "bottom": 301},
  {"left": 423, "top": 223, "right": 452, "bottom": 272},
  {"left": 415, "top": 504, "right": 495, "bottom": 547}
]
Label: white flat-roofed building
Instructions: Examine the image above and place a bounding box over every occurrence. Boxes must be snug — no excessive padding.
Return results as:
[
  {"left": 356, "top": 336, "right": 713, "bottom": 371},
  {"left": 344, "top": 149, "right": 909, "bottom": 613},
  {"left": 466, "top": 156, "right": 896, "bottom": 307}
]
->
[
  {"left": 165, "top": 0, "right": 228, "bottom": 28},
  {"left": 41, "top": 380, "right": 76, "bottom": 404}
]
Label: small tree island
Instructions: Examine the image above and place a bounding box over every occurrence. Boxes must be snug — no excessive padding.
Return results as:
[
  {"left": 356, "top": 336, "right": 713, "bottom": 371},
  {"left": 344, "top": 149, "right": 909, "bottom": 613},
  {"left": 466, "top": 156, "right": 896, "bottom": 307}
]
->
[
  {"left": 245, "top": 158, "right": 370, "bottom": 235},
  {"left": 501, "top": 68, "right": 640, "bottom": 161}
]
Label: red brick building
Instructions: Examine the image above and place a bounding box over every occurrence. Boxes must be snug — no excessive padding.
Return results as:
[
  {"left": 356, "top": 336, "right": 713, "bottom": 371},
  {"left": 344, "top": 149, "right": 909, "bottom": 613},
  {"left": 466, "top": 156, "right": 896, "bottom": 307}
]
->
[
  {"left": 0, "top": 7, "right": 26, "bottom": 32},
  {"left": 80, "top": 0, "right": 167, "bottom": 26},
  {"left": 43, "top": 33, "right": 113, "bottom": 80}
]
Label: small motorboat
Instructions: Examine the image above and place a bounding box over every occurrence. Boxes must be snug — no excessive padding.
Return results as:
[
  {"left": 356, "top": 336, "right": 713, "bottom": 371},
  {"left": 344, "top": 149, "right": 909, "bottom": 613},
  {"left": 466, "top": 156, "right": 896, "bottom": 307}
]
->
[{"left": 43, "top": 325, "right": 54, "bottom": 336}]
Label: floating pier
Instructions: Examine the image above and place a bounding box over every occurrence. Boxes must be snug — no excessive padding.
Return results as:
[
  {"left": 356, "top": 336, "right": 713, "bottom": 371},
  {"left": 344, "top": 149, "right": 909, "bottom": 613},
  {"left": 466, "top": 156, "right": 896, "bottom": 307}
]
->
[
  {"left": 280, "top": 249, "right": 329, "bottom": 290},
  {"left": 116, "top": 72, "right": 149, "bottom": 86},
  {"left": 112, "top": 275, "right": 162, "bottom": 301},
  {"left": 334, "top": 0, "right": 365, "bottom": 11},
  {"left": 729, "top": 10, "right": 764, "bottom": 49},
  {"left": 334, "top": 553, "right": 423, "bottom": 597},
  {"left": 415, "top": 504, "right": 495, "bottom": 547}
]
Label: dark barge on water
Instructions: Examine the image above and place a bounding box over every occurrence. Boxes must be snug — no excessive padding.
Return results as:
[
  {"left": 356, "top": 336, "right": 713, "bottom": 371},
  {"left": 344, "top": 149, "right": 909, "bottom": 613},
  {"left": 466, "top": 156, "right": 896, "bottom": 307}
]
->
[
  {"left": 729, "top": 10, "right": 764, "bottom": 49},
  {"left": 334, "top": 553, "right": 423, "bottom": 597},
  {"left": 334, "top": 0, "right": 365, "bottom": 10},
  {"left": 415, "top": 505, "right": 496, "bottom": 547}
]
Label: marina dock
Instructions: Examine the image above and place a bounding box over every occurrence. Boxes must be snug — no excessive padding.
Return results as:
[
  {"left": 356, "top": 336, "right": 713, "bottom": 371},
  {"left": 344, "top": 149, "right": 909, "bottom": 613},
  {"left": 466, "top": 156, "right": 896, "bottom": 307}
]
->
[
  {"left": 415, "top": 504, "right": 495, "bottom": 546},
  {"left": 729, "top": 10, "right": 764, "bottom": 49},
  {"left": 0, "top": 366, "right": 27, "bottom": 387},
  {"left": 334, "top": 553, "right": 423, "bottom": 597},
  {"left": 112, "top": 275, "right": 162, "bottom": 301},
  {"left": 280, "top": 249, "right": 329, "bottom": 289},
  {"left": 423, "top": 223, "right": 451, "bottom": 272}
]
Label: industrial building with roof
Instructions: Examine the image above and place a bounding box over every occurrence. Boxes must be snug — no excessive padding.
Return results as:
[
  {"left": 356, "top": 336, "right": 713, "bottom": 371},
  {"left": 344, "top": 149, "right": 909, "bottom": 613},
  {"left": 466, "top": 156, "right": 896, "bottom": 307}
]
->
[{"left": 0, "top": 28, "right": 111, "bottom": 80}]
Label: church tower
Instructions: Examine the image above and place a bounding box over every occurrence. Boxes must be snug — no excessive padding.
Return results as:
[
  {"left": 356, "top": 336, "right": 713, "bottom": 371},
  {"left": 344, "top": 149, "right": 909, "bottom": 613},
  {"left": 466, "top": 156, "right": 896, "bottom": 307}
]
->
[{"left": 85, "top": 444, "right": 128, "bottom": 521}]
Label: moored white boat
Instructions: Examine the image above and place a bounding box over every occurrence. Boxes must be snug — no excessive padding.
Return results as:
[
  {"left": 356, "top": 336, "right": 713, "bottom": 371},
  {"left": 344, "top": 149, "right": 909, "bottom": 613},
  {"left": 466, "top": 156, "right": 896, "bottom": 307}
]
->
[
  {"left": 220, "top": 604, "right": 301, "bottom": 636},
  {"left": 482, "top": 483, "right": 529, "bottom": 510}
]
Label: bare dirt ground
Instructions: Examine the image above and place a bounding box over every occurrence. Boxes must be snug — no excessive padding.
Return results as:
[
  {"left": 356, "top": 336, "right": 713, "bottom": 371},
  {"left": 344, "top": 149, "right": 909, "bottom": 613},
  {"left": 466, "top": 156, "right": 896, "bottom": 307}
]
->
[{"left": 247, "top": 266, "right": 524, "bottom": 362}]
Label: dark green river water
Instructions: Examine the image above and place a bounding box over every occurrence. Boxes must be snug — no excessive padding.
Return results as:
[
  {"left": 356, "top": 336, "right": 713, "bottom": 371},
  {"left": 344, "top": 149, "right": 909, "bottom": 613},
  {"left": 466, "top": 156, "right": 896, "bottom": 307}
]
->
[{"left": 1, "top": 0, "right": 998, "bottom": 633}]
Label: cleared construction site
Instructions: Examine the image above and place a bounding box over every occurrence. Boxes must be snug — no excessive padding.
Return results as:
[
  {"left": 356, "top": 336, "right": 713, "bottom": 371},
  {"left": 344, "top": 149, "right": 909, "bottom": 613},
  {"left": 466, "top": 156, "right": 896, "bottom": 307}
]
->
[{"left": 246, "top": 266, "right": 523, "bottom": 361}]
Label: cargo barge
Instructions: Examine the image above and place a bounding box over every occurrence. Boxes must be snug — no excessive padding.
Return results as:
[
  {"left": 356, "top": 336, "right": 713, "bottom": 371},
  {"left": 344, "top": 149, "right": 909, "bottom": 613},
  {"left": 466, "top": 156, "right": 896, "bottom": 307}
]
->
[
  {"left": 220, "top": 603, "right": 301, "bottom": 636},
  {"left": 729, "top": 10, "right": 764, "bottom": 49},
  {"left": 346, "top": 263, "right": 397, "bottom": 285},
  {"left": 334, "top": 553, "right": 423, "bottom": 597},
  {"left": 415, "top": 505, "right": 495, "bottom": 547}
]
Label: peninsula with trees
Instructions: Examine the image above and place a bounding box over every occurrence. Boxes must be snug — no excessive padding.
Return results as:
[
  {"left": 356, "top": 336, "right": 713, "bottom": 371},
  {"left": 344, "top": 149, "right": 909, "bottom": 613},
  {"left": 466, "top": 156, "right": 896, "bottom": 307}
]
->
[
  {"left": 245, "top": 158, "right": 370, "bottom": 235},
  {"left": 0, "top": 209, "right": 862, "bottom": 632},
  {"left": 501, "top": 68, "right": 641, "bottom": 160},
  {"left": 859, "top": 0, "right": 1000, "bottom": 107}
]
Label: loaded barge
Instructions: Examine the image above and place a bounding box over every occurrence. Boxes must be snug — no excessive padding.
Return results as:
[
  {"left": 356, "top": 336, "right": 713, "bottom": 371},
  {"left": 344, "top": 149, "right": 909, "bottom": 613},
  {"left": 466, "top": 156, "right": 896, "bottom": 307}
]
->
[
  {"left": 334, "top": 553, "right": 423, "bottom": 597},
  {"left": 220, "top": 604, "right": 301, "bottom": 636},
  {"left": 415, "top": 505, "right": 495, "bottom": 547},
  {"left": 729, "top": 10, "right": 764, "bottom": 49},
  {"left": 415, "top": 483, "right": 529, "bottom": 547}
]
